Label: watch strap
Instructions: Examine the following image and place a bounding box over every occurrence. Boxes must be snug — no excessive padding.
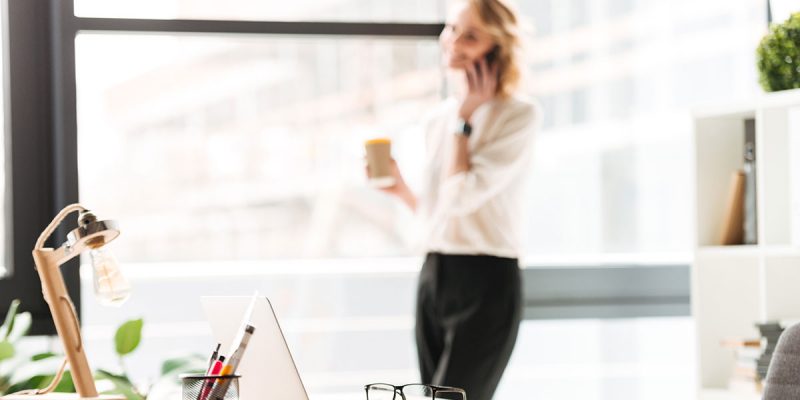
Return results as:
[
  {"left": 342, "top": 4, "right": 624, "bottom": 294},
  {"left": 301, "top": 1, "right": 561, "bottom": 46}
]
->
[{"left": 456, "top": 118, "right": 472, "bottom": 137}]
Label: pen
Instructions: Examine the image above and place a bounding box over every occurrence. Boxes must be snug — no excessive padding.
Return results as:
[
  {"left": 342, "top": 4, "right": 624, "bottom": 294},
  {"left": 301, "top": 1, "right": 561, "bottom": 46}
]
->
[
  {"left": 205, "top": 343, "right": 221, "bottom": 373},
  {"left": 207, "top": 325, "right": 255, "bottom": 400},
  {"left": 198, "top": 355, "right": 225, "bottom": 400}
]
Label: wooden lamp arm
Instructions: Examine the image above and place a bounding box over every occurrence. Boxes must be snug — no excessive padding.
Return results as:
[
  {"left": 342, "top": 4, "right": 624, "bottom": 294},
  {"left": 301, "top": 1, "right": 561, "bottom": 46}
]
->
[
  {"left": 31, "top": 203, "right": 99, "bottom": 398},
  {"left": 34, "top": 203, "right": 85, "bottom": 251}
]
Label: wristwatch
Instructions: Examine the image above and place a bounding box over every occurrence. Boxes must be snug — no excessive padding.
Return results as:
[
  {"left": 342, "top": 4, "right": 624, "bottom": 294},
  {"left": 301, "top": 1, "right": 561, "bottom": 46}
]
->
[{"left": 455, "top": 118, "right": 472, "bottom": 137}]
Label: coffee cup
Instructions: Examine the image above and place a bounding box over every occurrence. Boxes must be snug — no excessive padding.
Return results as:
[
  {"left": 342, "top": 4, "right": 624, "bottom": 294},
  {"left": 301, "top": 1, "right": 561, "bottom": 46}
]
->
[{"left": 365, "top": 138, "right": 396, "bottom": 188}]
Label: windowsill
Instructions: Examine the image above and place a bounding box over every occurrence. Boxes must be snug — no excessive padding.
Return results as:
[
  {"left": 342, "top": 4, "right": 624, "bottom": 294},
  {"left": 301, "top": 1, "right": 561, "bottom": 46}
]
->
[
  {"left": 80, "top": 252, "right": 690, "bottom": 280},
  {"left": 521, "top": 252, "right": 691, "bottom": 268}
]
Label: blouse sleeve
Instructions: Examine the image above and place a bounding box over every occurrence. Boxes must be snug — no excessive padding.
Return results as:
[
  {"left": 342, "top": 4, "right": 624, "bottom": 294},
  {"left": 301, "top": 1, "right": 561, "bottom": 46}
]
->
[{"left": 434, "top": 102, "right": 537, "bottom": 217}]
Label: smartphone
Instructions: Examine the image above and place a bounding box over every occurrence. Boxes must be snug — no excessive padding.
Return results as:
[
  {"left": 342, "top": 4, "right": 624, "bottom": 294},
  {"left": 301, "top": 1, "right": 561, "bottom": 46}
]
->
[
  {"left": 484, "top": 45, "right": 499, "bottom": 66},
  {"left": 476, "top": 46, "right": 500, "bottom": 78}
]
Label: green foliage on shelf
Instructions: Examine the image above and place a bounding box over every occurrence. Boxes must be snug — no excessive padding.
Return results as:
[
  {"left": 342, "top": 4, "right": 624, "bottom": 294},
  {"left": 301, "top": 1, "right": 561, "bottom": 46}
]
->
[{"left": 757, "top": 12, "right": 800, "bottom": 92}]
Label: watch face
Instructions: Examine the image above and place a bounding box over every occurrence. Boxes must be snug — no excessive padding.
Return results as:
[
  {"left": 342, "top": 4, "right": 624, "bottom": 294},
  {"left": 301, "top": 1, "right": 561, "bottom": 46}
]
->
[{"left": 457, "top": 119, "right": 472, "bottom": 136}]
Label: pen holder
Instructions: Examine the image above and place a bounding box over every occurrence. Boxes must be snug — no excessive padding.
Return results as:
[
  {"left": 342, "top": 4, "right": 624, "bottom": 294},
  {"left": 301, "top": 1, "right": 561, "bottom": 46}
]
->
[{"left": 181, "top": 374, "right": 240, "bottom": 400}]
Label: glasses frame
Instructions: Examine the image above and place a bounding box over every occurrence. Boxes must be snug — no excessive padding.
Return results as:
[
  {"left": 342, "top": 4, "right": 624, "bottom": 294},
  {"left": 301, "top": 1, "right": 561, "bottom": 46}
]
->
[{"left": 364, "top": 383, "right": 467, "bottom": 400}]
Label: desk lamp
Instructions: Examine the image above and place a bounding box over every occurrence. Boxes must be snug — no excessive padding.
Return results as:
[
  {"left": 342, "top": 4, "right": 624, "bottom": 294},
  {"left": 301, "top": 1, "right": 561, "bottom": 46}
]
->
[{"left": 5, "top": 204, "right": 130, "bottom": 400}]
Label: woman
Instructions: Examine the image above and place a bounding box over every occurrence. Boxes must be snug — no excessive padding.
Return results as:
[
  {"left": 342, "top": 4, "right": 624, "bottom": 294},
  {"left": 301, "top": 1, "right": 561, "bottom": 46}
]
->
[{"left": 370, "top": 1, "right": 537, "bottom": 399}]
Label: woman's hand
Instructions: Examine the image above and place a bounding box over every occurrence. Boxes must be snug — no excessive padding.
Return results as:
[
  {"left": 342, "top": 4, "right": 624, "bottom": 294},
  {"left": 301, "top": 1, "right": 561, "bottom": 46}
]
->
[
  {"left": 365, "top": 159, "right": 418, "bottom": 211},
  {"left": 448, "top": 57, "right": 496, "bottom": 177},
  {"left": 459, "top": 57, "right": 498, "bottom": 122}
]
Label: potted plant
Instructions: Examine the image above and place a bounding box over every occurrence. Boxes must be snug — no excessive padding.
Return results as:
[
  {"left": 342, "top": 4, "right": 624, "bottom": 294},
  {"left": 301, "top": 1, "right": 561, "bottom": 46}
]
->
[
  {"left": 0, "top": 300, "right": 205, "bottom": 400},
  {"left": 757, "top": 12, "right": 800, "bottom": 92}
]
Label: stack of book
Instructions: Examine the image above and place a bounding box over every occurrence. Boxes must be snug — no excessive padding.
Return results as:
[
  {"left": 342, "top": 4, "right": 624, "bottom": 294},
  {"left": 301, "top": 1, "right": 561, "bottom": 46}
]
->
[
  {"left": 722, "top": 321, "right": 790, "bottom": 394},
  {"left": 722, "top": 338, "right": 763, "bottom": 393}
]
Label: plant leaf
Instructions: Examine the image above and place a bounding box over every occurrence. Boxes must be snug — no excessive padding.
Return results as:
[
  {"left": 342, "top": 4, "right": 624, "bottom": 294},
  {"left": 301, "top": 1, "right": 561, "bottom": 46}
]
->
[
  {"left": 161, "top": 354, "right": 207, "bottom": 376},
  {"left": 6, "top": 312, "right": 31, "bottom": 343},
  {"left": 4, "top": 371, "right": 74, "bottom": 394},
  {"left": 1, "top": 374, "right": 12, "bottom": 394},
  {"left": 160, "top": 358, "right": 190, "bottom": 376},
  {"left": 6, "top": 374, "right": 50, "bottom": 394},
  {"left": 1, "top": 299, "right": 20, "bottom": 340},
  {"left": 0, "top": 341, "right": 14, "bottom": 362},
  {"left": 114, "top": 319, "right": 143, "bottom": 356},
  {"left": 96, "top": 369, "right": 144, "bottom": 400},
  {"left": 31, "top": 352, "right": 57, "bottom": 361},
  {"left": 95, "top": 368, "right": 133, "bottom": 386},
  {"left": 53, "top": 371, "right": 75, "bottom": 393}
]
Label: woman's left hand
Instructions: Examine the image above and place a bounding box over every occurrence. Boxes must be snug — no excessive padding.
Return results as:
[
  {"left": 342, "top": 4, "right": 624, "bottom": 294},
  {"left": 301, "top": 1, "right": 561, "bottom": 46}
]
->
[{"left": 459, "top": 57, "right": 498, "bottom": 122}]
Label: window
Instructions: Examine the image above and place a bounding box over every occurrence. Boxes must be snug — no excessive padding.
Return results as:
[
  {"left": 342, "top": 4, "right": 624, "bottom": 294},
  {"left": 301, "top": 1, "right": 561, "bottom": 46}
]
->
[
  {"left": 67, "top": 8, "right": 449, "bottom": 397},
  {"left": 522, "top": 0, "right": 766, "bottom": 258},
  {"left": 76, "top": 34, "right": 442, "bottom": 261},
  {"left": 5, "top": 1, "right": 711, "bottom": 397}
]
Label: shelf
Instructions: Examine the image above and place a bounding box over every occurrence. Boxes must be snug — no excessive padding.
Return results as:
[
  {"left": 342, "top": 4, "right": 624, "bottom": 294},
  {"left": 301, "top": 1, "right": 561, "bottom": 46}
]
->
[
  {"left": 693, "top": 90, "right": 800, "bottom": 390},
  {"left": 698, "top": 389, "right": 761, "bottom": 400},
  {"left": 693, "top": 104, "right": 756, "bottom": 121},
  {"left": 758, "top": 87, "right": 800, "bottom": 110},
  {"left": 696, "top": 245, "right": 800, "bottom": 258},
  {"left": 761, "top": 245, "right": 800, "bottom": 258},
  {"left": 696, "top": 245, "right": 760, "bottom": 257}
]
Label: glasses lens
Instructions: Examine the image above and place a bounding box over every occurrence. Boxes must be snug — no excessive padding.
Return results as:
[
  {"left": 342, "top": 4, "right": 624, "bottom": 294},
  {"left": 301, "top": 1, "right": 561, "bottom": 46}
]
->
[
  {"left": 367, "top": 384, "right": 396, "bottom": 400},
  {"left": 434, "top": 393, "right": 463, "bottom": 400},
  {"left": 402, "top": 384, "right": 434, "bottom": 400},
  {"left": 433, "top": 388, "right": 464, "bottom": 400}
]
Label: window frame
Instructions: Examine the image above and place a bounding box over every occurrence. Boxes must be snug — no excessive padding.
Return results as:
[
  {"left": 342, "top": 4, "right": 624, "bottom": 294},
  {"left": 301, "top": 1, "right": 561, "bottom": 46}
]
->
[{"left": 0, "top": 0, "right": 81, "bottom": 335}]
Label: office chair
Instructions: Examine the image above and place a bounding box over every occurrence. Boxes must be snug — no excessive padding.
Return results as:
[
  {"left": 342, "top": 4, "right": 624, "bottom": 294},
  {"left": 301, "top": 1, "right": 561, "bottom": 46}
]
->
[{"left": 763, "top": 323, "right": 800, "bottom": 399}]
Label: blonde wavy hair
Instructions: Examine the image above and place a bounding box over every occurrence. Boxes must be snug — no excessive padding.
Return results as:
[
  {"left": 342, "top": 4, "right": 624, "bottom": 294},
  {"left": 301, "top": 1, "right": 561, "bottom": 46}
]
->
[{"left": 464, "top": 0, "right": 527, "bottom": 98}]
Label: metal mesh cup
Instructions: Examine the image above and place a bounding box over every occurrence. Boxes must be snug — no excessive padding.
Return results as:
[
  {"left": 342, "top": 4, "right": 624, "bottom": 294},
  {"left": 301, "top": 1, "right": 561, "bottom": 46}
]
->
[{"left": 181, "top": 374, "right": 240, "bottom": 400}]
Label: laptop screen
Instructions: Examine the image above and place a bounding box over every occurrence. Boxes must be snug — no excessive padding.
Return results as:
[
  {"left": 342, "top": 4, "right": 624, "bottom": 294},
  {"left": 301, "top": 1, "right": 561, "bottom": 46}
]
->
[{"left": 201, "top": 296, "right": 310, "bottom": 400}]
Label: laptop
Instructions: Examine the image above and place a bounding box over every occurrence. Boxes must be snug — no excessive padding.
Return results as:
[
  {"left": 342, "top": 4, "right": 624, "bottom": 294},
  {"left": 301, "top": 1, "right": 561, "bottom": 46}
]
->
[{"left": 201, "top": 296, "right": 310, "bottom": 400}]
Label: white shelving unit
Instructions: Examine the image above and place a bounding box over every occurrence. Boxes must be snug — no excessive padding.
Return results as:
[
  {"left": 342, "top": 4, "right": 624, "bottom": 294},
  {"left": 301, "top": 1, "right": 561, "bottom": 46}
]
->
[{"left": 693, "top": 88, "right": 800, "bottom": 399}]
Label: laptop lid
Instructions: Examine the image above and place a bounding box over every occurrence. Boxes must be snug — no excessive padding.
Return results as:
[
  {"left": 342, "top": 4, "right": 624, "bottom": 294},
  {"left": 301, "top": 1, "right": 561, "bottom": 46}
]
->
[{"left": 201, "top": 296, "right": 310, "bottom": 400}]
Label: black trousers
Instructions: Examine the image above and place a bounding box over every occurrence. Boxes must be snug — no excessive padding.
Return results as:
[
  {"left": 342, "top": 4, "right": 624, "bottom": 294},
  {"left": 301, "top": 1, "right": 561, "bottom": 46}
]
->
[{"left": 415, "top": 252, "right": 523, "bottom": 400}]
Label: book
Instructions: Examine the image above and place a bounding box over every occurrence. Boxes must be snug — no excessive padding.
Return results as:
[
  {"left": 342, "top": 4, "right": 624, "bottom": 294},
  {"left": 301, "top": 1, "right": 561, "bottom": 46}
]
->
[
  {"left": 721, "top": 338, "right": 762, "bottom": 348},
  {"left": 720, "top": 170, "right": 746, "bottom": 245},
  {"left": 722, "top": 337, "right": 762, "bottom": 383},
  {"left": 755, "top": 322, "right": 786, "bottom": 380},
  {"left": 743, "top": 118, "right": 758, "bottom": 245}
]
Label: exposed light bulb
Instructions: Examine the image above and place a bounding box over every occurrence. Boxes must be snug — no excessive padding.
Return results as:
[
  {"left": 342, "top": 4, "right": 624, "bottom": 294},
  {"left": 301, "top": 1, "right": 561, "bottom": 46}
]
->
[{"left": 90, "top": 248, "right": 131, "bottom": 307}]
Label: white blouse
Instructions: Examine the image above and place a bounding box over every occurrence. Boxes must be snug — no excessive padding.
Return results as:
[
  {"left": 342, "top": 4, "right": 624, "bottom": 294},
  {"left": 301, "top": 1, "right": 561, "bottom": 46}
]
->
[{"left": 419, "top": 95, "right": 539, "bottom": 259}]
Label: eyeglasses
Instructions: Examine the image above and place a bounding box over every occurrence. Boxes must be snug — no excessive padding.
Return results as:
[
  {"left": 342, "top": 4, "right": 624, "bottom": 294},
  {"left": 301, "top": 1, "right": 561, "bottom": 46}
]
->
[{"left": 364, "top": 383, "right": 466, "bottom": 400}]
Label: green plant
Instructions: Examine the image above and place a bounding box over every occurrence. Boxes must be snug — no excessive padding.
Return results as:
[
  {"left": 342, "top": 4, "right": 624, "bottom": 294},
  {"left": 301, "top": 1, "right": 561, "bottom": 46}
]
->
[
  {"left": 0, "top": 300, "right": 206, "bottom": 400},
  {"left": 0, "top": 299, "right": 40, "bottom": 394},
  {"left": 103, "top": 318, "right": 207, "bottom": 400},
  {"left": 757, "top": 12, "right": 800, "bottom": 92}
]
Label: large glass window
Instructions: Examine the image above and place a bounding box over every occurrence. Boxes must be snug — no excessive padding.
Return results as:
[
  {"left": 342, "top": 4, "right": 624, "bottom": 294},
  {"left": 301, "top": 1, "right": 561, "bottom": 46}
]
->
[
  {"left": 74, "top": 0, "right": 445, "bottom": 23},
  {"left": 76, "top": 34, "right": 441, "bottom": 262},
  {"left": 521, "top": 0, "right": 766, "bottom": 258},
  {"left": 71, "top": 1, "right": 767, "bottom": 398},
  {"left": 76, "top": 34, "right": 443, "bottom": 397},
  {"left": 74, "top": 0, "right": 769, "bottom": 263}
]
